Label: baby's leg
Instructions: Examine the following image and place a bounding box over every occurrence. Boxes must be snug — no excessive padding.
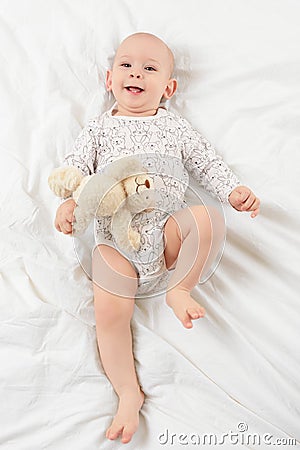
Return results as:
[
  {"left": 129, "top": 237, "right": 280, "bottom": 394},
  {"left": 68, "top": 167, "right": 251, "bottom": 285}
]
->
[
  {"left": 164, "top": 205, "right": 224, "bottom": 328},
  {"left": 92, "top": 244, "right": 144, "bottom": 444}
]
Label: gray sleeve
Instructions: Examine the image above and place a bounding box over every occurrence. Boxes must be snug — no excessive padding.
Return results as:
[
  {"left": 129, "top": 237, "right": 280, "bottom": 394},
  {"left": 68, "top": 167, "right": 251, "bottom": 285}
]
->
[
  {"left": 180, "top": 120, "right": 241, "bottom": 203},
  {"left": 64, "top": 120, "right": 98, "bottom": 176}
]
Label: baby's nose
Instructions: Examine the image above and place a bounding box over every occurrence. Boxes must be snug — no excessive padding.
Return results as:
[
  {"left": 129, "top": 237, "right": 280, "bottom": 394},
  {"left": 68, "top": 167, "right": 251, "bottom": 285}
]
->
[{"left": 130, "top": 71, "right": 142, "bottom": 79}]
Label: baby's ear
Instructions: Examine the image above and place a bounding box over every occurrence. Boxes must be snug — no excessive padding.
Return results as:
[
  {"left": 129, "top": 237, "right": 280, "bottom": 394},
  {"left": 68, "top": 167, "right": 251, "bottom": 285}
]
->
[
  {"left": 105, "top": 70, "right": 113, "bottom": 91},
  {"left": 163, "top": 78, "right": 177, "bottom": 100}
]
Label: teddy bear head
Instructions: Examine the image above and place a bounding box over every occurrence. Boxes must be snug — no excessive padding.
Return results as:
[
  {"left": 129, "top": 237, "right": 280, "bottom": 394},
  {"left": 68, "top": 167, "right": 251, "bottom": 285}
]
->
[{"left": 122, "top": 173, "right": 155, "bottom": 214}]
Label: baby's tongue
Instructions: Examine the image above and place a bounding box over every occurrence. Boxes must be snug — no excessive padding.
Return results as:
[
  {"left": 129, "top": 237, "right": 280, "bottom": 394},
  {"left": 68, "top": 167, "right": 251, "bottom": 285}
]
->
[{"left": 128, "top": 87, "right": 142, "bottom": 93}]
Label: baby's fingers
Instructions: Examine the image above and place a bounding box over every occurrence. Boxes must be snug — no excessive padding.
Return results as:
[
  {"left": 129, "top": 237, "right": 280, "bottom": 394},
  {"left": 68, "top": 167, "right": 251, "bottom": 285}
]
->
[
  {"left": 241, "top": 194, "right": 256, "bottom": 211},
  {"left": 60, "top": 219, "right": 73, "bottom": 234},
  {"left": 55, "top": 220, "right": 62, "bottom": 232},
  {"left": 229, "top": 190, "right": 243, "bottom": 208},
  {"left": 245, "top": 197, "right": 260, "bottom": 218},
  {"left": 250, "top": 198, "right": 260, "bottom": 218},
  {"left": 66, "top": 210, "right": 75, "bottom": 223},
  {"left": 251, "top": 208, "right": 260, "bottom": 218},
  {"left": 238, "top": 190, "right": 251, "bottom": 204}
]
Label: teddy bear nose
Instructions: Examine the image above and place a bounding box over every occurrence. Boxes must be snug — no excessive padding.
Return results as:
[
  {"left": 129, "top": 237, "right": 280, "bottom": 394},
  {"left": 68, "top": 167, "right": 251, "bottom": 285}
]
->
[{"left": 145, "top": 179, "right": 150, "bottom": 189}]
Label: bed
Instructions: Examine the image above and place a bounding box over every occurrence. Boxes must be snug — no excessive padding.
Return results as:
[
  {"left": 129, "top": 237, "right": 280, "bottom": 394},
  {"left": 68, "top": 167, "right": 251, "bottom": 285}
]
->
[{"left": 1, "top": 0, "right": 299, "bottom": 448}]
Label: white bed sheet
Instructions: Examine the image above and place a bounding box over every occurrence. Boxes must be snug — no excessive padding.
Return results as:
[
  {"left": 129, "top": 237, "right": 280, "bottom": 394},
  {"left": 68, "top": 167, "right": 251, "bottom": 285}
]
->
[{"left": 1, "top": 0, "right": 300, "bottom": 449}]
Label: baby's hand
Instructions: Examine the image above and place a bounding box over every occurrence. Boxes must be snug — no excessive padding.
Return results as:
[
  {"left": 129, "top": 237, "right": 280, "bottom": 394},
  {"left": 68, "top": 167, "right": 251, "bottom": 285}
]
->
[
  {"left": 229, "top": 186, "right": 260, "bottom": 218},
  {"left": 54, "top": 198, "right": 76, "bottom": 234}
]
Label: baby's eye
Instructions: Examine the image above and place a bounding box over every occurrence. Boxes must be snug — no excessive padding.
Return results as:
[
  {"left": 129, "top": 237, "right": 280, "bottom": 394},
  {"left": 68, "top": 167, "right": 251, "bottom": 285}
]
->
[
  {"left": 145, "top": 66, "right": 156, "bottom": 71},
  {"left": 121, "top": 63, "right": 131, "bottom": 68}
]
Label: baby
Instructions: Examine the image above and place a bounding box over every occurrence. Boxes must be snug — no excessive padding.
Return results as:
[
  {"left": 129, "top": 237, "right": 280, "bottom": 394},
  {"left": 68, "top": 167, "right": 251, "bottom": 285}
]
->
[{"left": 54, "top": 33, "right": 260, "bottom": 444}]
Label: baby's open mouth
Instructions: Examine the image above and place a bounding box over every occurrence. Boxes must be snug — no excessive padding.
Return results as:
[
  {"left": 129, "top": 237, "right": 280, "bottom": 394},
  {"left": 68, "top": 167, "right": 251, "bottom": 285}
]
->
[{"left": 125, "top": 86, "right": 144, "bottom": 93}]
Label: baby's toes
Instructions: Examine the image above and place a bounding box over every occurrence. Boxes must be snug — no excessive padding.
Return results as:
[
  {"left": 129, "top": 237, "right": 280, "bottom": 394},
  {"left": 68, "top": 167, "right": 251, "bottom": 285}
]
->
[
  {"left": 188, "top": 308, "right": 201, "bottom": 319},
  {"left": 121, "top": 425, "right": 136, "bottom": 444},
  {"left": 171, "top": 308, "right": 192, "bottom": 328},
  {"left": 180, "top": 311, "right": 194, "bottom": 328},
  {"left": 106, "top": 425, "right": 122, "bottom": 440},
  {"left": 198, "top": 306, "right": 206, "bottom": 316},
  {"left": 187, "top": 307, "right": 205, "bottom": 320}
]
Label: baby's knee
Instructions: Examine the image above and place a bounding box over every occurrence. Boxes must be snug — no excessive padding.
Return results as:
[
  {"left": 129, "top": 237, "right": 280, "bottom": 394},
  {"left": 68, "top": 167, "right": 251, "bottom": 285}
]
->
[{"left": 94, "top": 294, "right": 134, "bottom": 328}]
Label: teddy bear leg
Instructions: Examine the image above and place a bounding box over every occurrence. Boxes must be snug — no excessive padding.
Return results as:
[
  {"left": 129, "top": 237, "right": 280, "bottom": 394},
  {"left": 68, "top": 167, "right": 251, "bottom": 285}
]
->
[
  {"left": 73, "top": 206, "right": 93, "bottom": 234},
  {"left": 128, "top": 228, "right": 141, "bottom": 251},
  {"left": 111, "top": 208, "right": 141, "bottom": 253}
]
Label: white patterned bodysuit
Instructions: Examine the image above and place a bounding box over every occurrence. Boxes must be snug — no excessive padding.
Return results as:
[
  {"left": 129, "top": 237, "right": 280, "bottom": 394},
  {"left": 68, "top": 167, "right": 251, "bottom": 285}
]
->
[{"left": 64, "top": 106, "right": 240, "bottom": 296}]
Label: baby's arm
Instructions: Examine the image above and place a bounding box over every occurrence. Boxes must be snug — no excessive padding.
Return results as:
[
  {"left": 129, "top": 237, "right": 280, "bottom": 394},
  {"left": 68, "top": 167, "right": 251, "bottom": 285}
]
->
[
  {"left": 54, "top": 118, "right": 99, "bottom": 234},
  {"left": 64, "top": 119, "right": 98, "bottom": 176},
  {"left": 180, "top": 119, "right": 259, "bottom": 215},
  {"left": 55, "top": 198, "right": 76, "bottom": 234},
  {"left": 181, "top": 122, "right": 241, "bottom": 203},
  {"left": 228, "top": 185, "right": 260, "bottom": 218}
]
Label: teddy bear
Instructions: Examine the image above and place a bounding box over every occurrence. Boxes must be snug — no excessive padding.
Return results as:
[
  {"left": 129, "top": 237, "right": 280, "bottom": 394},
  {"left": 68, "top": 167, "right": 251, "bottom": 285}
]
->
[{"left": 48, "top": 157, "right": 155, "bottom": 253}]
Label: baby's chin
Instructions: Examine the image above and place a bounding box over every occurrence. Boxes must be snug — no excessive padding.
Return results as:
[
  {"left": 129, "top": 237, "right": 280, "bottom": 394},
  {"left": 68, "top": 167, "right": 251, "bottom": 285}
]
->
[{"left": 113, "top": 103, "right": 160, "bottom": 117}]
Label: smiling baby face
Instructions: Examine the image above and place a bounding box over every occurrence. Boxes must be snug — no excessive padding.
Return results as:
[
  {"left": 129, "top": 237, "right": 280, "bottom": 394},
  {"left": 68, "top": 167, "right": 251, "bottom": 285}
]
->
[{"left": 106, "top": 33, "right": 177, "bottom": 117}]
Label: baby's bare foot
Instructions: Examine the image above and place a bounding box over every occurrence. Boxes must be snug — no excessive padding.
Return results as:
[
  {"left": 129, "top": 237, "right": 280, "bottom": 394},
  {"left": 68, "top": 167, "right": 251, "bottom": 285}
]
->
[
  {"left": 166, "top": 287, "right": 206, "bottom": 328},
  {"left": 106, "top": 387, "right": 144, "bottom": 444}
]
